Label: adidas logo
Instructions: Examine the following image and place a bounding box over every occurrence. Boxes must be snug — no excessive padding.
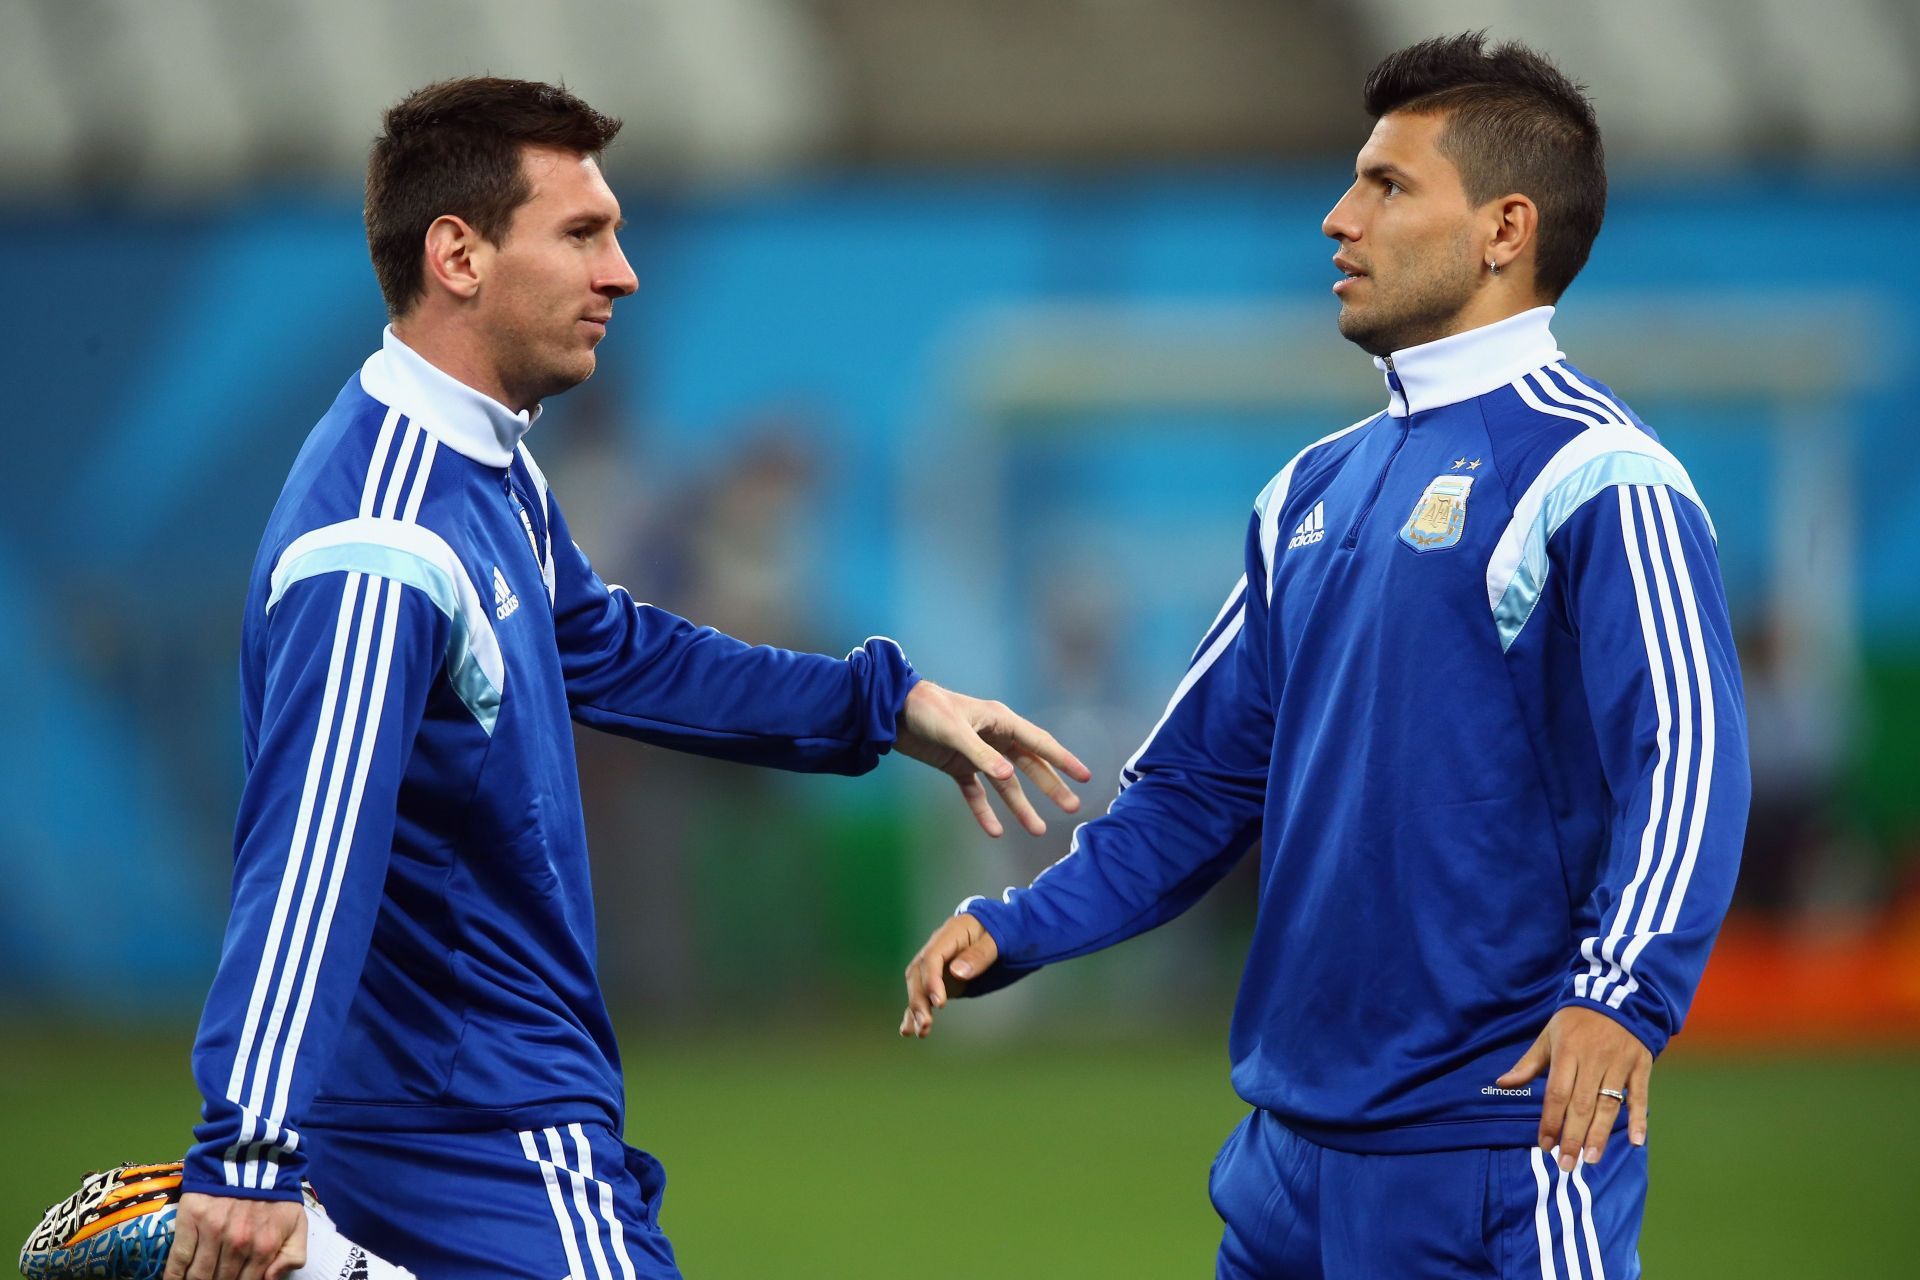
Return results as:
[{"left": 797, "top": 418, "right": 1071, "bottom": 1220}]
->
[
  {"left": 1287, "top": 500, "right": 1327, "bottom": 550},
  {"left": 493, "top": 565, "right": 520, "bottom": 620}
]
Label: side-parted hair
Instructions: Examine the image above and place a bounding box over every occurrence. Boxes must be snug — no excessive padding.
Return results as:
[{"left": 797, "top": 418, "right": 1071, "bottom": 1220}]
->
[
  {"left": 1363, "top": 33, "right": 1605, "bottom": 301},
  {"left": 366, "top": 76, "right": 622, "bottom": 318}
]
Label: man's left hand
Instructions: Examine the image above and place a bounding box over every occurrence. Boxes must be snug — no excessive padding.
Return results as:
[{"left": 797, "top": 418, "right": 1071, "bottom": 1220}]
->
[
  {"left": 893, "top": 681, "right": 1092, "bottom": 837},
  {"left": 1497, "top": 1005, "right": 1652, "bottom": 1171}
]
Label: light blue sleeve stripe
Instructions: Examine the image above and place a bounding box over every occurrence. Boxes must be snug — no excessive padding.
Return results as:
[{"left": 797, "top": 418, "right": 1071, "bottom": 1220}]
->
[
  {"left": 1493, "top": 454, "right": 1703, "bottom": 652},
  {"left": 267, "top": 543, "right": 501, "bottom": 735}
]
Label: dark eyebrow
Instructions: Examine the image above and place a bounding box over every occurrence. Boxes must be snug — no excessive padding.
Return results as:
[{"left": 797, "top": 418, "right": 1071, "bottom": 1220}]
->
[
  {"left": 565, "top": 211, "right": 625, "bottom": 233},
  {"left": 1357, "top": 162, "right": 1412, "bottom": 186}
]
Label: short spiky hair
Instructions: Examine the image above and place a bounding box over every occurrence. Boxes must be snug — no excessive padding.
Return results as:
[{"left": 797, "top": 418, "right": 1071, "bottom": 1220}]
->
[
  {"left": 365, "top": 76, "right": 623, "bottom": 317},
  {"left": 1363, "top": 32, "right": 1605, "bottom": 301}
]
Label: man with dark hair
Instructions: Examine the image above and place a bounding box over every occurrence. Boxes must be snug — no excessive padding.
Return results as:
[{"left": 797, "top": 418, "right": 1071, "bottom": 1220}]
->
[
  {"left": 164, "top": 76, "right": 1089, "bottom": 1280},
  {"left": 903, "top": 33, "right": 1749, "bottom": 1276}
]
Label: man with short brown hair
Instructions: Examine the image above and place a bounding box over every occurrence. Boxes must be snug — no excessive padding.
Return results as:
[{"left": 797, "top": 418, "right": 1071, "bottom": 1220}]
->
[
  {"left": 169, "top": 76, "right": 1087, "bottom": 1280},
  {"left": 904, "top": 34, "right": 1749, "bottom": 1276}
]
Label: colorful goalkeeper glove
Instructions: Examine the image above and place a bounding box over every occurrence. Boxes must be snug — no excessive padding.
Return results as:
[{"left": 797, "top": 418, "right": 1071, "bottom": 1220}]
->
[{"left": 19, "top": 1160, "right": 414, "bottom": 1280}]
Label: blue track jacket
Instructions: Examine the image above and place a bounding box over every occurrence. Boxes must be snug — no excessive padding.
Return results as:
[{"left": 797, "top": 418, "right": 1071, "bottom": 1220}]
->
[
  {"left": 185, "top": 329, "right": 918, "bottom": 1200},
  {"left": 961, "top": 308, "right": 1751, "bottom": 1153}
]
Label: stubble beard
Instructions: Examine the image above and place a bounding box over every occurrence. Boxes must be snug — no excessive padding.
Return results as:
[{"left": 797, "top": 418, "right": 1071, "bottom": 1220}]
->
[
  {"left": 492, "top": 317, "right": 596, "bottom": 412},
  {"left": 1336, "top": 246, "right": 1482, "bottom": 359}
]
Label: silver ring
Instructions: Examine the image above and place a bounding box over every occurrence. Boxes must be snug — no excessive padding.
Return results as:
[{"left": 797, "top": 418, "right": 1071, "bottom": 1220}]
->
[{"left": 1597, "top": 1087, "right": 1628, "bottom": 1103}]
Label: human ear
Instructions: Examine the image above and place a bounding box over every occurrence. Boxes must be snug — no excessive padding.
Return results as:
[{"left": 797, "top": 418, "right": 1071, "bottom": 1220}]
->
[
  {"left": 421, "top": 215, "right": 484, "bottom": 302},
  {"left": 1485, "top": 194, "right": 1538, "bottom": 276}
]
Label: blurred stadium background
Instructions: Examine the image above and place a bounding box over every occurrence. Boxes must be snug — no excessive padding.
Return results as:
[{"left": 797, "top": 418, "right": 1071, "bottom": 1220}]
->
[{"left": 3, "top": 1, "right": 1917, "bottom": 1275}]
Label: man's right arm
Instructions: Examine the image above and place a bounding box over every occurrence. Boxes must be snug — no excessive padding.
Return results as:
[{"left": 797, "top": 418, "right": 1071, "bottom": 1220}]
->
[
  {"left": 904, "top": 511, "right": 1276, "bottom": 1029},
  {"left": 184, "top": 553, "right": 446, "bottom": 1206}
]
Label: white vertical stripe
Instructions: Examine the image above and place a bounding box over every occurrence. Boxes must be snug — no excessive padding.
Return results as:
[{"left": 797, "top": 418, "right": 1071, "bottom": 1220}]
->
[
  {"left": 1554, "top": 1165, "right": 1586, "bottom": 1280},
  {"left": 221, "top": 565, "right": 361, "bottom": 1185},
  {"left": 571, "top": 1124, "right": 638, "bottom": 1280},
  {"left": 1530, "top": 1149, "right": 1559, "bottom": 1280},
  {"left": 248, "top": 444, "right": 409, "bottom": 1172},
  {"left": 263, "top": 438, "right": 438, "bottom": 1185},
  {"left": 1600, "top": 486, "right": 1699, "bottom": 1007},
  {"left": 225, "top": 417, "right": 410, "bottom": 1183},
  {"left": 247, "top": 564, "right": 382, "bottom": 1183},
  {"left": 1187, "top": 576, "right": 1248, "bottom": 665},
  {"left": 1120, "top": 606, "right": 1246, "bottom": 785},
  {"left": 1653, "top": 483, "right": 1718, "bottom": 933},
  {"left": 1571, "top": 1161, "right": 1609, "bottom": 1280},
  {"left": 359, "top": 408, "right": 403, "bottom": 518},
  {"left": 549, "top": 1128, "right": 614, "bottom": 1280},
  {"left": 1577, "top": 488, "right": 1673, "bottom": 1003},
  {"left": 522, "top": 1130, "right": 587, "bottom": 1280},
  {"left": 233, "top": 422, "right": 430, "bottom": 1186},
  {"left": 1611, "top": 488, "right": 1718, "bottom": 1006}
]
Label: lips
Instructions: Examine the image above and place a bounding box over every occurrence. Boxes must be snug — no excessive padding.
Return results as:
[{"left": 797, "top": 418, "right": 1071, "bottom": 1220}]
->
[{"left": 1332, "top": 255, "right": 1367, "bottom": 297}]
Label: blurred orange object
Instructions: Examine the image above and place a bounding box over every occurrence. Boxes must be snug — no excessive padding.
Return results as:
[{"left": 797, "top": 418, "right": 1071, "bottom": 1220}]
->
[{"left": 1681, "top": 902, "right": 1920, "bottom": 1048}]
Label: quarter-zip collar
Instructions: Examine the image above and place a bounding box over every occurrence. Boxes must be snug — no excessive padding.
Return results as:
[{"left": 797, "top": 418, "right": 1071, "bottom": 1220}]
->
[
  {"left": 358, "top": 325, "right": 540, "bottom": 469},
  {"left": 1375, "top": 306, "right": 1562, "bottom": 419}
]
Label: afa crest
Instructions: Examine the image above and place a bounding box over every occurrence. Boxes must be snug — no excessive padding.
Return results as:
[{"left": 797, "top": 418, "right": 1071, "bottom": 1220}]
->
[{"left": 1399, "top": 474, "right": 1473, "bottom": 553}]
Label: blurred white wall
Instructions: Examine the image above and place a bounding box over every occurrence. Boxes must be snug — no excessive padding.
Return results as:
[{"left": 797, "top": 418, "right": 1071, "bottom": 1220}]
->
[{"left": 0, "top": 0, "right": 1914, "bottom": 198}]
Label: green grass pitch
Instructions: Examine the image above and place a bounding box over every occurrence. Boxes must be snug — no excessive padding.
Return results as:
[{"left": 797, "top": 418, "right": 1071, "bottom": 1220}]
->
[{"left": 3, "top": 1024, "right": 1910, "bottom": 1277}]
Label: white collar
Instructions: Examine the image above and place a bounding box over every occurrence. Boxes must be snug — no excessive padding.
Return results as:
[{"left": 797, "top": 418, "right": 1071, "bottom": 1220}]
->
[
  {"left": 1374, "top": 306, "right": 1563, "bottom": 418},
  {"left": 358, "top": 326, "right": 540, "bottom": 468}
]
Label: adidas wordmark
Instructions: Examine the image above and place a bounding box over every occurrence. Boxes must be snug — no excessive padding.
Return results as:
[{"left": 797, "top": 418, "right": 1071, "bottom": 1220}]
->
[
  {"left": 1287, "top": 500, "right": 1326, "bottom": 550},
  {"left": 493, "top": 565, "right": 520, "bottom": 620}
]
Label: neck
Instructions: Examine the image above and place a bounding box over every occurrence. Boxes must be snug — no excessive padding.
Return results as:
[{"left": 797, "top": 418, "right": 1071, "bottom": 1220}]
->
[{"left": 390, "top": 315, "right": 533, "bottom": 414}]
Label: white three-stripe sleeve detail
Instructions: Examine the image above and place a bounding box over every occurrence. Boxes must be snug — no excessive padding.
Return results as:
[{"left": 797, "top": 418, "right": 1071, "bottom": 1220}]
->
[
  {"left": 1609, "top": 486, "right": 1717, "bottom": 1008},
  {"left": 256, "top": 433, "right": 436, "bottom": 1187},
  {"left": 523, "top": 1130, "right": 588, "bottom": 1280},
  {"left": 223, "top": 420, "right": 415, "bottom": 1185},
  {"left": 1601, "top": 486, "right": 1699, "bottom": 1007},
  {"left": 221, "top": 564, "right": 362, "bottom": 1185},
  {"left": 248, "top": 567, "right": 385, "bottom": 1186},
  {"left": 1572, "top": 1161, "right": 1609, "bottom": 1280},
  {"left": 1554, "top": 1166, "right": 1586, "bottom": 1280},
  {"left": 1651, "top": 484, "right": 1717, "bottom": 935},
  {"left": 1576, "top": 489, "right": 1673, "bottom": 1003},
  {"left": 571, "top": 1123, "right": 639, "bottom": 1280},
  {"left": 1530, "top": 1149, "right": 1559, "bottom": 1280}
]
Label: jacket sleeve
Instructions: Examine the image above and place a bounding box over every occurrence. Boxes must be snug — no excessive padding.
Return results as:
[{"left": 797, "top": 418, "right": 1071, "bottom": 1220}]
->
[
  {"left": 540, "top": 484, "right": 918, "bottom": 775},
  {"left": 958, "top": 512, "right": 1274, "bottom": 995},
  {"left": 184, "top": 565, "right": 445, "bottom": 1201},
  {"left": 1552, "top": 482, "right": 1751, "bottom": 1056}
]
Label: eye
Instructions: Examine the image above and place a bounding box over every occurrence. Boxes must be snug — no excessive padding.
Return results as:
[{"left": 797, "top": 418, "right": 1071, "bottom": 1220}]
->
[{"left": 1382, "top": 179, "right": 1403, "bottom": 198}]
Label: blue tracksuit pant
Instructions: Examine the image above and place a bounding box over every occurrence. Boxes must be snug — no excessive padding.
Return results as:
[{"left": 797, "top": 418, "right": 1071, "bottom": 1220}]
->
[
  {"left": 304, "top": 1122, "right": 680, "bottom": 1278},
  {"left": 1211, "top": 1110, "right": 1646, "bottom": 1279}
]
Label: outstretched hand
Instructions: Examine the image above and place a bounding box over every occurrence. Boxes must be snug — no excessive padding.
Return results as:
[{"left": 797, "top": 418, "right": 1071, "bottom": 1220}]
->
[
  {"left": 900, "top": 912, "right": 999, "bottom": 1038},
  {"left": 893, "top": 680, "right": 1091, "bottom": 837},
  {"left": 1497, "top": 1005, "right": 1653, "bottom": 1170}
]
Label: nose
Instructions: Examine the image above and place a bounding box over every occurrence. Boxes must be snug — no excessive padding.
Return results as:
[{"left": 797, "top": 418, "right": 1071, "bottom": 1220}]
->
[
  {"left": 599, "top": 236, "right": 638, "bottom": 299},
  {"left": 1323, "top": 182, "right": 1362, "bottom": 244}
]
